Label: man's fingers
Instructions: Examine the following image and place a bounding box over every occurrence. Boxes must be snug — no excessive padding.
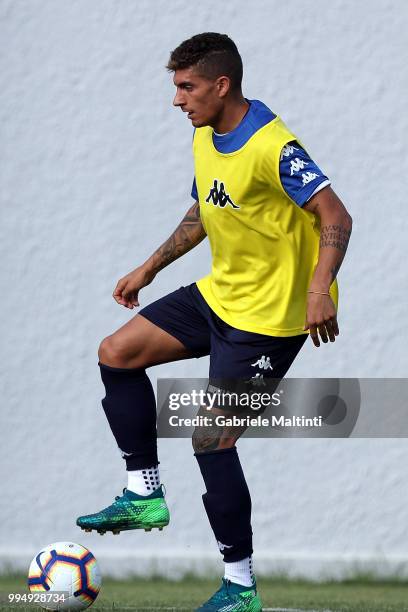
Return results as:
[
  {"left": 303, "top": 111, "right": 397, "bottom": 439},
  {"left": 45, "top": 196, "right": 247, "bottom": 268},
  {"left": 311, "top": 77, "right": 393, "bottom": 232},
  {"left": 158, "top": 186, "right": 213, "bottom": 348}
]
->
[
  {"left": 318, "top": 324, "right": 328, "bottom": 344},
  {"left": 124, "top": 289, "right": 139, "bottom": 306},
  {"left": 113, "top": 279, "right": 127, "bottom": 301},
  {"left": 325, "top": 320, "right": 336, "bottom": 343},
  {"left": 113, "top": 281, "right": 134, "bottom": 309},
  {"left": 112, "top": 277, "right": 142, "bottom": 309},
  {"left": 114, "top": 277, "right": 127, "bottom": 293},
  {"left": 308, "top": 325, "right": 320, "bottom": 347},
  {"left": 309, "top": 319, "right": 339, "bottom": 346}
]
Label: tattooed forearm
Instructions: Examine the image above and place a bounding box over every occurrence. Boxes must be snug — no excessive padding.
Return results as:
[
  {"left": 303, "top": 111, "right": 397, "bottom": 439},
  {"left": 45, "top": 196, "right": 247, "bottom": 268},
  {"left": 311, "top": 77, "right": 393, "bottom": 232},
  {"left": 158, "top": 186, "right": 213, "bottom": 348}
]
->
[
  {"left": 316, "top": 223, "right": 352, "bottom": 283},
  {"left": 151, "top": 202, "right": 206, "bottom": 272},
  {"left": 304, "top": 187, "right": 352, "bottom": 287},
  {"left": 320, "top": 225, "right": 351, "bottom": 253}
]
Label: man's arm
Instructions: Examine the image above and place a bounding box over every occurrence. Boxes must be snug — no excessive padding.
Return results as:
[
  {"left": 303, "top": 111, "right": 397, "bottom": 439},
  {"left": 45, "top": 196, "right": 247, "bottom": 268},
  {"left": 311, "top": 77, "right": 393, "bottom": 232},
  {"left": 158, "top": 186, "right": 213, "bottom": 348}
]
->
[
  {"left": 303, "top": 186, "right": 352, "bottom": 346},
  {"left": 113, "top": 201, "right": 206, "bottom": 308}
]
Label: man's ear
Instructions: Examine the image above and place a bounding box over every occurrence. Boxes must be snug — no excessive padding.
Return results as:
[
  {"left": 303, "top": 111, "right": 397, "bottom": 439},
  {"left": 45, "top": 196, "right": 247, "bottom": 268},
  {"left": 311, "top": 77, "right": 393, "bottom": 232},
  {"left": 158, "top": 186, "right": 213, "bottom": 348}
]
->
[{"left": 216, "top": 75, "right": 231, "bottom": 98}]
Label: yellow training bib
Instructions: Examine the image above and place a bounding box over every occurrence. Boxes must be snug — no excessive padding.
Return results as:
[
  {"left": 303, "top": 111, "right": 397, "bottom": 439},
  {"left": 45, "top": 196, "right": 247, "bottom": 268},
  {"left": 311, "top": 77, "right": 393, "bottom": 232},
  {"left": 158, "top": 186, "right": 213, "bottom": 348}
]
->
[{"left": 194, "top": 116, "right": 338, "bottom": 337}]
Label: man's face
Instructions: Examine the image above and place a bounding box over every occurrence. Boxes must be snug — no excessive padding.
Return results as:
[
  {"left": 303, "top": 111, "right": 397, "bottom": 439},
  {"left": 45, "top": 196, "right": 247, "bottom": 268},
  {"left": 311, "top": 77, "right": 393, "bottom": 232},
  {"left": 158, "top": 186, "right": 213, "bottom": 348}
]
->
[{"left": 172, "top": 67, "right": 224, "bottom": 128}]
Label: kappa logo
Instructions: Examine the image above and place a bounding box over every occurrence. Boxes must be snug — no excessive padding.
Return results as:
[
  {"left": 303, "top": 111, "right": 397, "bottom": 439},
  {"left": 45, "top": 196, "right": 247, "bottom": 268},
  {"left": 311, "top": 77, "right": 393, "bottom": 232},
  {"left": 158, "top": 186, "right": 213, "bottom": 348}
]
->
[
  {"left": 302, "top": 171, "right": 320, "bottom": 185},
  {"left": 290, "top": 157, "right": 309, "bottom": 176},
  {"left": 280, "top": 143, "right": 299, "bottom": 160},
  {"left": 245, "top": 373, "right": 266, "bottom": 387},
  {"left": 251, "top": 355, "right": 273, "bottom": 370},
  {"left": 217, "top": 540, "right": 234, "bottom": 552},
  {"left": 205, "top": 179, "right": 240, "bottom": 209}
]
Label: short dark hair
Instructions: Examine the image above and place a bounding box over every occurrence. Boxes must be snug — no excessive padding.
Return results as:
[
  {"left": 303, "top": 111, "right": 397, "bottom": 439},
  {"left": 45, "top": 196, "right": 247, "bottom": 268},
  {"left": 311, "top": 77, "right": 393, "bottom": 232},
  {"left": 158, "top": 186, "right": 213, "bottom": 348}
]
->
[{"left": 167, "top": 32, "right": 243, "bottom": 91}]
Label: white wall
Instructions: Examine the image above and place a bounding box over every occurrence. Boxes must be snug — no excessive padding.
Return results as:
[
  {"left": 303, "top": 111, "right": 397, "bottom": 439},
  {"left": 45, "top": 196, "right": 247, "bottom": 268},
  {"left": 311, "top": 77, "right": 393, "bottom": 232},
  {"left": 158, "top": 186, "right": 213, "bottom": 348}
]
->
[{"left": 1, "top": 0, "right": 408, "bottom": 579}]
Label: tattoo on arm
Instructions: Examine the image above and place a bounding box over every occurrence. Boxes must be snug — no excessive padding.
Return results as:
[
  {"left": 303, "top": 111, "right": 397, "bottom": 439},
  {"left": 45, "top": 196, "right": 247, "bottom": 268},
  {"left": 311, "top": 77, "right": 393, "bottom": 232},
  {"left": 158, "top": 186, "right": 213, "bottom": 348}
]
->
[
  {"left": 320, "top": 225, "right": 351, "bottom": 253},
  {"left": 319, "top": 224, "right": 351, "bottom": 282},
  {"left": 154, "top": 202, "right": 206, "bottom": 272}
]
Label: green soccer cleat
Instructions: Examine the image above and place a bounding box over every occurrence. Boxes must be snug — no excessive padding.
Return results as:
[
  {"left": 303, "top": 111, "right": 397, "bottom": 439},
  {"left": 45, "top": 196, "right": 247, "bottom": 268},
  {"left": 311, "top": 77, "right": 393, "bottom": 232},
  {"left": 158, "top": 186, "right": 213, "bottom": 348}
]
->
[
  {"left": 76, "top": 485, "right": 170, "bottom": 535},
  {"left": 196, "top": 578, "right": 262, "bottom": 611}
]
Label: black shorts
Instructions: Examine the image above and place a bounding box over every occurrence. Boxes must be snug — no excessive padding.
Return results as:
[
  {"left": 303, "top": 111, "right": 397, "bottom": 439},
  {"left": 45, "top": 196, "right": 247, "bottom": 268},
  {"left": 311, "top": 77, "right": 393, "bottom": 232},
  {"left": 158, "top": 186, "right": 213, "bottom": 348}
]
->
[{"left": 139, "top": 283, "right": 306, "bottom": 383}]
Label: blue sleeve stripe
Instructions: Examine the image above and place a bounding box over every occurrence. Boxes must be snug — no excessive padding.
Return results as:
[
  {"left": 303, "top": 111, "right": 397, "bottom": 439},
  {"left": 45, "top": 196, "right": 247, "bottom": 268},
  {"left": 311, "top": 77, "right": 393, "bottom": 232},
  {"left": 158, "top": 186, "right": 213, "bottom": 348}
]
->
[{"left": 279, "top": 140, "right": 330, "bottom": 207}]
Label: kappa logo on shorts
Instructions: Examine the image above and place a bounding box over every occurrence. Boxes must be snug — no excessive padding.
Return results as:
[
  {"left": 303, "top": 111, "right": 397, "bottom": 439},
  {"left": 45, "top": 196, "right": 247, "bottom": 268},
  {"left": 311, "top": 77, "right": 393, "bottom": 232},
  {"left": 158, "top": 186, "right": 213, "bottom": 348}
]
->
[
  {"left": 251, "top": 355, "right": 273, "bottom": 371},
  {"left": 217, "top": 540, "right": 234, "bottom": 552},
  {"left": 205, "top": 179, "right": 240, "bottom": 209},
  {"left": 245, "top": 373, "right": 266, "bottom": 387}
]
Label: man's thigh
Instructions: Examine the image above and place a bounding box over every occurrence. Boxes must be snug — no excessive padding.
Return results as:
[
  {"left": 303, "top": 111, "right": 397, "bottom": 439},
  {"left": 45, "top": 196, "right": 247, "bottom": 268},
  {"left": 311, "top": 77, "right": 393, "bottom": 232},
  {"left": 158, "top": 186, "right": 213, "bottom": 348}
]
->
[
  {"left": 209, "top": 321, "right": 307, "bottom": 382},
  {"left": 139, "top": 284, "right": 211, "bottom": 358},
  {"left": 100, "top": 314, "right": 195, "bottom": 369},
  {"left": 101, "top": 285, "right": 212, "bottom": 369},
  {"left": 192, "top": 323, "right": 307, "bottom": 452}
]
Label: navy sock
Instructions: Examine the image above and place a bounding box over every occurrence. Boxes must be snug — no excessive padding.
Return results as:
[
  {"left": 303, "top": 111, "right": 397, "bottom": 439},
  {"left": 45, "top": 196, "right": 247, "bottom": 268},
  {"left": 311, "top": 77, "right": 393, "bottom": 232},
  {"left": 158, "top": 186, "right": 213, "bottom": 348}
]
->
[
  {"left": 195, "top": 447, "right": 253, "bottom": 562},
  {"left": 99, "top": 362, "right": 158, "bottom": 470}
]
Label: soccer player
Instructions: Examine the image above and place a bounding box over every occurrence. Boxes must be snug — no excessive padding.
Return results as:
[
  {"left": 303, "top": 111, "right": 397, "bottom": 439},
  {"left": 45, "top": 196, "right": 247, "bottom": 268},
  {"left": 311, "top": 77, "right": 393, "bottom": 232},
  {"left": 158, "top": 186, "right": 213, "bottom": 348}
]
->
[{"left": 76, "top": 33, "right": 352, "bottom": 611}]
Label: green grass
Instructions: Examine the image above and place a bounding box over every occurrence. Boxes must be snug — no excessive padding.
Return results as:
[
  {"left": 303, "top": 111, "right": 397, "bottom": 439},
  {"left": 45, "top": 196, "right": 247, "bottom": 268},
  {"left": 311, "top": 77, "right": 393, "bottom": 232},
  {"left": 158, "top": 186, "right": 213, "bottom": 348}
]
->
[{"left": 2, "top": 574, "right": 408, "bottom": 611}]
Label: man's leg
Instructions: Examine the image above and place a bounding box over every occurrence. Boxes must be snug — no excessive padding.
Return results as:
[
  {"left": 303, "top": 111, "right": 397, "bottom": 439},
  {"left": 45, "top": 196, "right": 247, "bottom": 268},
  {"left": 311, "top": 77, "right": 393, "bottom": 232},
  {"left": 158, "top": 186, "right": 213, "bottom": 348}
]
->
[
  {"left": 193, "top": 439, "right": 259, "bottom": 611},
  {"left": 194, "top": 437, "right": 254, "bottom": 584},
  {"left": 76, "top": 315, "right": 197, "bottom": 535},
  {"left": 77, "top": 284, "right": 211, "bottom": 535},
  {"left": 192, "top": 315, "right": 306, "bottom": 610},
  {"left": 98, "top": 314, "right": 193, "bottom": 476}
]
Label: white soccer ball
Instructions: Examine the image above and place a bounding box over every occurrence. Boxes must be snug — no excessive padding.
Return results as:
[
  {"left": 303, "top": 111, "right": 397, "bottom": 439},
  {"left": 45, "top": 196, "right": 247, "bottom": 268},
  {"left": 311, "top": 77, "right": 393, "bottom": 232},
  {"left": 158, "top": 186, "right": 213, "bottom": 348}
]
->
[{"left": 28, "top": 542, "right": 101, "bottom": 610}]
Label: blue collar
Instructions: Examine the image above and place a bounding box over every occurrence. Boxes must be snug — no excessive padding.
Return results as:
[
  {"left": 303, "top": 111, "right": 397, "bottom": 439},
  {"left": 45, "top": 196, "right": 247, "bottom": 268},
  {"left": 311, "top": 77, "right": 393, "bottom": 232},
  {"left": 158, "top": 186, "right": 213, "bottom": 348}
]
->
[{"left": 212, "top": 99, "right": 276, "bottom": 153}]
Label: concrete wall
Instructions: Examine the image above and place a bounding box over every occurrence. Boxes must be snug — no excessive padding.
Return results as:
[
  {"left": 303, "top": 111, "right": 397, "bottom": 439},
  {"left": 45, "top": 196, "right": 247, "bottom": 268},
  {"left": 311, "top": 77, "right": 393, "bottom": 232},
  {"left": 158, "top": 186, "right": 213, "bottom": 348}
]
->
[{"left": 1, "top": 0, "right": 408, "bottom": 578}]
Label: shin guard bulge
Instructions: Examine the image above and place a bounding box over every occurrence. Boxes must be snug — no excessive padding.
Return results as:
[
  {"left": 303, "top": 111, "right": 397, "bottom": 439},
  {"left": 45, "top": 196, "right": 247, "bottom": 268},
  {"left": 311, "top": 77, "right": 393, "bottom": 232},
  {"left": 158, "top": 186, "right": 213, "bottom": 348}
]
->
[
  {"left": 195, "top": 446, "right": 253, "bottom": 562},
  {"left": 99, "top": 363, "right": 158, "bottom": 470}
]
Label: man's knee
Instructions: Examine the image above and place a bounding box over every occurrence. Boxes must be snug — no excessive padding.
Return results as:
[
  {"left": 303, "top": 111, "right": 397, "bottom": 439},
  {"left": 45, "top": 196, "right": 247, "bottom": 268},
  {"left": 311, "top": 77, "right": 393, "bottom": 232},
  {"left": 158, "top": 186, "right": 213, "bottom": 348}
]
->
[
  {"left": 98, "top": 334, "right": 143, "bottom": 368},
  {"left": 98, "top": 335, "right": 122, "bottom": 366},
  {"left": 192, "top": 424, "right": 236, "bottom": 454}
]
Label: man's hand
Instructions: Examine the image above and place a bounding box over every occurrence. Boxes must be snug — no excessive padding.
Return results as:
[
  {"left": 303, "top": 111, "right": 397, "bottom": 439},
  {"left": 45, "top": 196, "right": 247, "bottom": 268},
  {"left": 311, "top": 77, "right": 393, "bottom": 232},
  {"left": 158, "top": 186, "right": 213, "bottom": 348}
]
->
[
  {"left": 113, "top": 265, "right": 156, "bottom": 309},
  {"left": 304, "top": 293, "right": 339, "bottom": 347},
  {"left": 112, "top": 201, "right": 206, "bottom": 310}
]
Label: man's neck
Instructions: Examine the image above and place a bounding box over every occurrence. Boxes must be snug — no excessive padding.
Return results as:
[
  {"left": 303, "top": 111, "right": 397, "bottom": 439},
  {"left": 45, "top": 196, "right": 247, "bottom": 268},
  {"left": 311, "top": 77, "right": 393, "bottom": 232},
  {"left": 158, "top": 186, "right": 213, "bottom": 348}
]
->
[{"left": 212, "top": 97, "right": 249, "bottom": 135}]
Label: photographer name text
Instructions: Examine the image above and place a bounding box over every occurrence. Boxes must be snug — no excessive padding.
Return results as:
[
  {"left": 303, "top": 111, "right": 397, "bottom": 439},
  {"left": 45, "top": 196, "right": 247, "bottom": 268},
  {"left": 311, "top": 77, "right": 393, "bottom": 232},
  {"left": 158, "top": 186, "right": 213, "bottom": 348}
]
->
[{"left": 168, "top": 414, "right": 323, "bottom": 428}]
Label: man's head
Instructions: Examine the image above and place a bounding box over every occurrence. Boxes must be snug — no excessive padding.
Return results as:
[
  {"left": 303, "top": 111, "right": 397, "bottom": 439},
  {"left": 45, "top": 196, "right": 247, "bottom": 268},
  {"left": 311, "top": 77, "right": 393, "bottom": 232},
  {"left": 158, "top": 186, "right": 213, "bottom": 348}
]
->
[{"left": 167, "top": 33, "right": 244, "bottom": 128}]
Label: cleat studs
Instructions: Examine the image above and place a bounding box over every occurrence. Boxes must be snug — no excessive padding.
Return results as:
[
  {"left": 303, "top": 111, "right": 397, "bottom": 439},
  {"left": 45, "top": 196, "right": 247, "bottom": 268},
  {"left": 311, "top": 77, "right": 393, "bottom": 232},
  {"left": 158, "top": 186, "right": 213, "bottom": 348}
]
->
[
  {"left": 159, "top": 527, "right": 163, "bottom": 531},
  {"left": 112, "top": 530, "right": 120, "bottom": 535},
  {"left": 98, "top": 530, "right": 106, "bottom": 535},
  {"left": 85, "top": 529, "right": 92, "bottom": 533},
  {"left": 144, "top": 528, "right": 151, "bottom": 532}
]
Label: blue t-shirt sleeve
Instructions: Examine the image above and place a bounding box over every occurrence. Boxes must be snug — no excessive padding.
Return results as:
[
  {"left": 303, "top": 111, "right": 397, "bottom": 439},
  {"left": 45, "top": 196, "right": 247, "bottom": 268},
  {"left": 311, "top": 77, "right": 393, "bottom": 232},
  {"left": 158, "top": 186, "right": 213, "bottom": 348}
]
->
[
  {"left": 279, "top": 140, "right": 330, "bottom": 207},
  {"left": 191, "top": 176, "right": 198, "bottom": 201}
]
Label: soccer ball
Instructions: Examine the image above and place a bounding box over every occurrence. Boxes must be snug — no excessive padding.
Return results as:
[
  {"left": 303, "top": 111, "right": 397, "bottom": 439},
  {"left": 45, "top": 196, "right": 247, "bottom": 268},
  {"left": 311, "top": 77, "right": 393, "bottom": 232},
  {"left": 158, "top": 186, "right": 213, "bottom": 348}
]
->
[{"left": 28, "top": 542, "right": 101, "bottom": 610}]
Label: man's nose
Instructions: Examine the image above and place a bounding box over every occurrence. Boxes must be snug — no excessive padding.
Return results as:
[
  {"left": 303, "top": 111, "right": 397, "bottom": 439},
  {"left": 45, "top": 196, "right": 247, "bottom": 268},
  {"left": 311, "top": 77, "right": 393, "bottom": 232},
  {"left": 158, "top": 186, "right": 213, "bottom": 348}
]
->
[{"left": 173, "top": 89, "right": 185, "bottom": 107}]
